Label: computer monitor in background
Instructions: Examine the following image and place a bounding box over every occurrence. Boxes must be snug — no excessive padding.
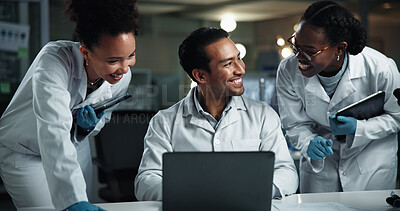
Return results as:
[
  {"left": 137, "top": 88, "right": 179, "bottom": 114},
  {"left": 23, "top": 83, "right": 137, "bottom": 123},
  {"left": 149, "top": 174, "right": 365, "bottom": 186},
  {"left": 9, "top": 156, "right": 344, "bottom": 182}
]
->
[{"left": 242, "top": 73, "right": 278, "bottom": 113}]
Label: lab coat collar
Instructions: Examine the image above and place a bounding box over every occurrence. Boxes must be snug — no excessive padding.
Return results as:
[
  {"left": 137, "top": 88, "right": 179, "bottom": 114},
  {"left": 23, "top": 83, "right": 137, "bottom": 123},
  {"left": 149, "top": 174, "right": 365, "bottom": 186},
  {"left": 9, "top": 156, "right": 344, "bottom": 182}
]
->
[
  {"left": 76, "top": 67, "right": 86, "bottom": 103},
  {"left": 182, "top": 87, "right": 247, "bottom": 114},
  {"left": 329, "top": 53, "right": 365, "bottom": 110},
  {"left": 217, "top": 96, "right": 244, "bottom": 131},
  {"left": 71, "top": 46, "right": 113, "bottom": 109},
  {"left": 70, "top": 42, "right": 115, "bottom": 106},
  {"left": 303, "top": 53, "right": 365, "bottom": 111},
  {"left": 304, "top": 76, "right": 330, "bottom": 104},
  {"left": 71, "top": 81, "right": 113, "bottom": 112},
  {"left": 182, "top": 87, "right": 244, "bottom": 133},
  {"left": 70, "top": 42, "right": 85, "bottom": 79},
  {"left": 328, "top": 67, "right": 356, "bottom": 109},
  {"left": 232, "top": 95, "right": 246, "bottom": 111},
  {"left": 182, "top": 87, "right": 196, "bottom": 117},
  {"left": 347, "top": 52, "right": 366, "bottom": 79},
  {"left": 71, "top": 42, "right": 87, "bottom": 102},
  {"left": 182, "top": 87, "right": 215, "bottom": 132},
  {"left": 85, "top": 82, "right": 113, "bottom": 104}
]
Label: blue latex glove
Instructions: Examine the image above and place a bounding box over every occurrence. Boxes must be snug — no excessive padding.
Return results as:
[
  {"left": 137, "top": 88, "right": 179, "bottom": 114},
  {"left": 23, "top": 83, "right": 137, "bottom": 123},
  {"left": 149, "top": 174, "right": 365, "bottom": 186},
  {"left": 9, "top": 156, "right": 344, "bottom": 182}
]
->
[
  {"left": 329, "top": 114, "right": 357, "bottom": 135},
  {"left": 68, "top": 201, "right": 106, "bottom": 211},
  {"left": 307, "top": 136, "right": 333, "bottom": 160},
  {"left": 76, "top": 105, "right": 105, "bottom": 130}
]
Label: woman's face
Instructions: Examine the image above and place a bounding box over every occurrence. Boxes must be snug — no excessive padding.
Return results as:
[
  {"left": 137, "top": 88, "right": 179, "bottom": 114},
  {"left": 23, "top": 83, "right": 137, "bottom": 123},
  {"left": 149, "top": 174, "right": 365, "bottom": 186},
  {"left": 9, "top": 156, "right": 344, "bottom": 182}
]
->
[
  {"left": 292, "top": 22, "right": 341, "bottom": 78},
  {"left": 82, "top": 32, "right": 136, "bottom": 84}
]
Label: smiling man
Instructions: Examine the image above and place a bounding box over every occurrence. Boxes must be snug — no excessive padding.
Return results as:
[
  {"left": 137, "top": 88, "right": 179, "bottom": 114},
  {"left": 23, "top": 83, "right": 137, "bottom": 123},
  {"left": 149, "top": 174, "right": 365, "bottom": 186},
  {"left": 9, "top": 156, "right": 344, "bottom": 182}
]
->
[{"left": 134, "top": 27, "right": 298, "bottom": 201}]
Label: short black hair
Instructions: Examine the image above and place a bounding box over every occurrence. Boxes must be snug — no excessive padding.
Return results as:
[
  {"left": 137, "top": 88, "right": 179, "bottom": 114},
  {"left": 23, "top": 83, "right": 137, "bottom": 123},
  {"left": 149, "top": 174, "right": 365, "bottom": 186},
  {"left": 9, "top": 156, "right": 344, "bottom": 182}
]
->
[
  {"left": 178, "top": 27, "right": 229, "bottom": 82},
  {"left": 64, "top": 0, "right": 139, "bottom": 50},
  {"left": 301, "top": 0, "right": 367, "bottom": 55}
]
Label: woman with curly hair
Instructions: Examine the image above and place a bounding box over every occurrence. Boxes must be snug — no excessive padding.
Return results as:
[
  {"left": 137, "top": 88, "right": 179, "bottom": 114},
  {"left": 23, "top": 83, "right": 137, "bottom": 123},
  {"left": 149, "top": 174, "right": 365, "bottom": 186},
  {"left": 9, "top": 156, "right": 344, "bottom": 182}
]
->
[
  {"left": 276, "top": 1, "right": 400, "bottom": 193},
  {"left": 0, "top": 0, "right": 139, "bottom": 210}
]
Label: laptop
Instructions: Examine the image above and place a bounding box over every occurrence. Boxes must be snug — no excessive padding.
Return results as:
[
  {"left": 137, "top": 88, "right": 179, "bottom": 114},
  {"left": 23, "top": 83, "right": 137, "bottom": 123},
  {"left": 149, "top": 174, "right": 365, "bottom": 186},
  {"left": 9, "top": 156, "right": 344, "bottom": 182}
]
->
[{"left": 162, "top": 151, "right": 275, "bottom": 211}]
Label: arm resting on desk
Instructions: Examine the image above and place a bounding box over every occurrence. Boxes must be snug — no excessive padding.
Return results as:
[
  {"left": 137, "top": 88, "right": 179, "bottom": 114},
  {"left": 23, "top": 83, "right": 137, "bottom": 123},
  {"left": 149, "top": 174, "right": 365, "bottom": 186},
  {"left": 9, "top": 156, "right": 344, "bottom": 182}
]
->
[
  {"left": 135, "top": 114, "right": 173, "bottom": 201},
  {"left": 135, "top": 171, "right": 162, "bottom": 201},
  {"left": 259, "top": 108, "right": 299, "bottom": 197}
]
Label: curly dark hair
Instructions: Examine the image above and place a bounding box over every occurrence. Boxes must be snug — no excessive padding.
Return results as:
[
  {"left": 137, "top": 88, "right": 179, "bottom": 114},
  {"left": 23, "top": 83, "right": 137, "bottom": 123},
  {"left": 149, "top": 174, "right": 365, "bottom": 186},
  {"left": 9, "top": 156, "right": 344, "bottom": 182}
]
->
[
  {"left": 179, "top": 27, "right": 229, "bottom": 82},
  {"left": 64, "top": 0, "right": 139, "bottom": 50},
  {"left": 301, "top": 0, "right": 367, "bottom": 55}
]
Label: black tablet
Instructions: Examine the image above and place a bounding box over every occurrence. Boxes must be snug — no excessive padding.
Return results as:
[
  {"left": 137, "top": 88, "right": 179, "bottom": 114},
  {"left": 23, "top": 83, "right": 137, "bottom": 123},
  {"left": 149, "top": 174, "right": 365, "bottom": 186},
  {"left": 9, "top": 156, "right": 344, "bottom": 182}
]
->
[
  {"left": 72, "top": 93, "right": 132, "bottom": 118},
  {"left": 336, "top": 91, "right": 385, "bottom": 120},
  {"left": 91, "top": 93, "right": 132, "bottom": 115}
]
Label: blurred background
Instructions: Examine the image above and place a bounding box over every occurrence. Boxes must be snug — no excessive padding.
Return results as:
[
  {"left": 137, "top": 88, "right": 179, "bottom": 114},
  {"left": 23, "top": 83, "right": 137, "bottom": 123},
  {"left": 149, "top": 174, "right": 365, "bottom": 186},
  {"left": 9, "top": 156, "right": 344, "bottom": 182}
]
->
[{"left": 0, "top": 0, "right": 399, "bottom": 209}]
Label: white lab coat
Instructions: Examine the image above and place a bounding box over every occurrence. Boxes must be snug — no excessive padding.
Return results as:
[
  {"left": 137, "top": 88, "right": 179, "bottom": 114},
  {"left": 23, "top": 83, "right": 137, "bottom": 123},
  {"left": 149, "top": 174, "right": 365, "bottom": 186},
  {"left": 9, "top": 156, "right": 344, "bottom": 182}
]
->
[
  {"left": 0, "top": 41, "right": 131, "bottom": 210},
  {"left": 135, "top": 87, "right": 298, "bottom": 201},
  {"left": 276, "top": 47, "right": 400, "bottom": 193}
]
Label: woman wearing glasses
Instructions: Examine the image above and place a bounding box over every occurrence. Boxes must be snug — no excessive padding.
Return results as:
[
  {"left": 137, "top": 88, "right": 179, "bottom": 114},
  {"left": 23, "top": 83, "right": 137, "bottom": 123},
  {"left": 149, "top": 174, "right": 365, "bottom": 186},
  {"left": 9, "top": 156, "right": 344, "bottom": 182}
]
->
[{"left": 276, "top": 1, "right": 400, "bottom": 193}]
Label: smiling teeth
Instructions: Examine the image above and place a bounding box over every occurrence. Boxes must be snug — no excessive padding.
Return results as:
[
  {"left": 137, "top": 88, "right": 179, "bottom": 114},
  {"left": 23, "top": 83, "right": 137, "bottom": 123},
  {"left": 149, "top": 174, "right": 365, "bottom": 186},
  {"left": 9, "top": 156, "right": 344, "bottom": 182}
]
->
[
  {"left": 111, "top": 74, "right": 122, "bottom": 77},
  {"left": 233, "top": 78, "right": 242, "bottom": 83},
  {"left": 299, "top": 63, "right": 311, "bottom": 70}
]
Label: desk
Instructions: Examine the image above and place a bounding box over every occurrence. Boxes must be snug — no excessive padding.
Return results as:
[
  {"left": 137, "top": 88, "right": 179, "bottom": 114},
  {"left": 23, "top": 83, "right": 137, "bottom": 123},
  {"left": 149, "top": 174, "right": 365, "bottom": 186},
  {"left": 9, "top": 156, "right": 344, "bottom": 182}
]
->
[
  {"left": 273, "top": 189, "right": 399, "bottom": 211},
  {"left": 95, "top": 190, "right": 399, "bottom": 211},
  {"left": 17, "top": 190, "right": 399, "bottom": 211},
  {"left": 96, "top": 201, "right": 162, "bottom": 211}
]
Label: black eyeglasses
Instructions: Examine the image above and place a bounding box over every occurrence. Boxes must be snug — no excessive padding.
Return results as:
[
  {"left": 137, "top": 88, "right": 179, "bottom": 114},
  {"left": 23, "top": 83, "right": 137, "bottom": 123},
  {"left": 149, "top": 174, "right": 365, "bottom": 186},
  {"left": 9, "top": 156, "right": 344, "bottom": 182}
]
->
[{"left": 287, "top": 35, "right": 335, "bottom": 61}]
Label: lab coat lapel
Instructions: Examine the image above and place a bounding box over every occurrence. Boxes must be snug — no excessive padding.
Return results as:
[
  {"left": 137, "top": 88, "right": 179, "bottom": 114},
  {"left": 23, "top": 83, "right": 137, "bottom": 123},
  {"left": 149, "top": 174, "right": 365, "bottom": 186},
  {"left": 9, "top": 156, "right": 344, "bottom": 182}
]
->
[
  {"left": 73, "top": 57, "right": 87, "bottom": 106},
  {"left": 328, "top": 54, "right": 363, "bottom": 111},
  {"left": 328, "top": 70, "right": 356, "bottom": 111},
  {"left": 183, "top": 88, "right": 215, "bottom": 133},
  {"left": 72, "top": 81, "right": 113, "bottom": 111},
  {"left": 188, "top": 114, "right": 215, "bottom": 133},
  {"left": 304, "top": 76, "right": 330, "bottom": 107},
  {"left": 69, "top": 43, "right": 113, "bottom": 110},
  {"left": 77, "top": 83, "right": 86, "bottom": 103},
  {"left": 86, "top": 82, "right": 113, "bottom": 105},
  {"left": 217, "top": 97, "right": 242, "bottom": 131}
]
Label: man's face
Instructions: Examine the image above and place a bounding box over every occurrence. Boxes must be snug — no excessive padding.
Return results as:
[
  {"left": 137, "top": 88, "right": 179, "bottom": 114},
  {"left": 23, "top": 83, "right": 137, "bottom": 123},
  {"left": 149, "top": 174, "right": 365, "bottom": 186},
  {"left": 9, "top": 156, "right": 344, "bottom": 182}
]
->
[{"left": 202, "top": 37, "right": 245, "bottom": 100}]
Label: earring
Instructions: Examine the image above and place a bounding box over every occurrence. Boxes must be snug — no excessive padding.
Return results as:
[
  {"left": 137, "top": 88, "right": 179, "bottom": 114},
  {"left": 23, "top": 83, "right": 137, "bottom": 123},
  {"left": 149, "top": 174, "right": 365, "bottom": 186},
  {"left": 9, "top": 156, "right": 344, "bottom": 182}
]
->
[
  {"left": 337, "top": 55, "right": 340, "bottom": 61},
  {"left": 85, "top": 60, "right": 89, "bottom": 66}
]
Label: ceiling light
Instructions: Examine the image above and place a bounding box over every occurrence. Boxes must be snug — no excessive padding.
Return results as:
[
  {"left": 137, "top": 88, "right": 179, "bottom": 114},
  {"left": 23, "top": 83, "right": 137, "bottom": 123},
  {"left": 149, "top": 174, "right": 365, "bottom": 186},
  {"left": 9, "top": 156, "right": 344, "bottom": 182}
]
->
[
  {"left": 293, "top": 23, "right": 298, "bottom": 31},
  {"left": 277, "top": 37, "right": 285, "bottom": 46},
  {"left": 235, "top": 43, "right": 246, "bottom": 59},
  {"left": 281, "top": 47, "right": 292, "bottom": 59},
  {"left": 220, "top": 14, "right": 237, "bottom": 32},
  {"left": 383, "top": 3, "right": 391, "bottom": 9}
]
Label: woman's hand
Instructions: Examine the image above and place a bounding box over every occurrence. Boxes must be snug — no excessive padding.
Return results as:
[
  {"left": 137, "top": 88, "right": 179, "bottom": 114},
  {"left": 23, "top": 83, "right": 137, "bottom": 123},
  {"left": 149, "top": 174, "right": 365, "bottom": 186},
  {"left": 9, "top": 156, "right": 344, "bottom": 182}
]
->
[{"left": 76, "top": 105, "right": 105, "bottom": 130}]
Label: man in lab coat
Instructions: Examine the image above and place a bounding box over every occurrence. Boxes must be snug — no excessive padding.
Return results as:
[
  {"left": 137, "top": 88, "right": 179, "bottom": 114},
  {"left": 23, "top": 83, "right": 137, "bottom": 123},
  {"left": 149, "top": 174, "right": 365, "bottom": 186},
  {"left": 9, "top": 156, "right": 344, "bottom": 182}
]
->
[{"left": 134, "top": 27, "right": 298, "bottom": 201}]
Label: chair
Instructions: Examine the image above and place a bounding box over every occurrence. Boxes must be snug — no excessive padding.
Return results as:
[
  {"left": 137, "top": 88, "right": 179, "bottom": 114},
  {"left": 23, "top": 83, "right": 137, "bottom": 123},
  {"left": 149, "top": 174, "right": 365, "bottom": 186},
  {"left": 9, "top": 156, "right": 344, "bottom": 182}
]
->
[{"left": 93, "top": 110, "right": 156, "bottom": 202}]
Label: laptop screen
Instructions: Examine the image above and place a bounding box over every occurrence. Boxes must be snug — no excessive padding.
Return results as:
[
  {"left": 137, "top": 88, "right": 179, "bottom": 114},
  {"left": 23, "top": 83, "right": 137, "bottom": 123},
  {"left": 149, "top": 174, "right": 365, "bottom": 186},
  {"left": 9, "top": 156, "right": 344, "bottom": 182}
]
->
[{"left": 163, "top": 151, "right": 275, "bottom": 211}]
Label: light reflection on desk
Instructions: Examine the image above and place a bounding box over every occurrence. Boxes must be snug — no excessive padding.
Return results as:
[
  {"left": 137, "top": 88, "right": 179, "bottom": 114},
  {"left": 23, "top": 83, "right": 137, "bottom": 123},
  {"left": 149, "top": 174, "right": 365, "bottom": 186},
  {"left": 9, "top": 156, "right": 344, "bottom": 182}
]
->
[
  {"left": 272, "top": 189, "right": 398, "bottom": 211},
  {"left": 97, "top": 201, "right": 161, "bottom": 211}
]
